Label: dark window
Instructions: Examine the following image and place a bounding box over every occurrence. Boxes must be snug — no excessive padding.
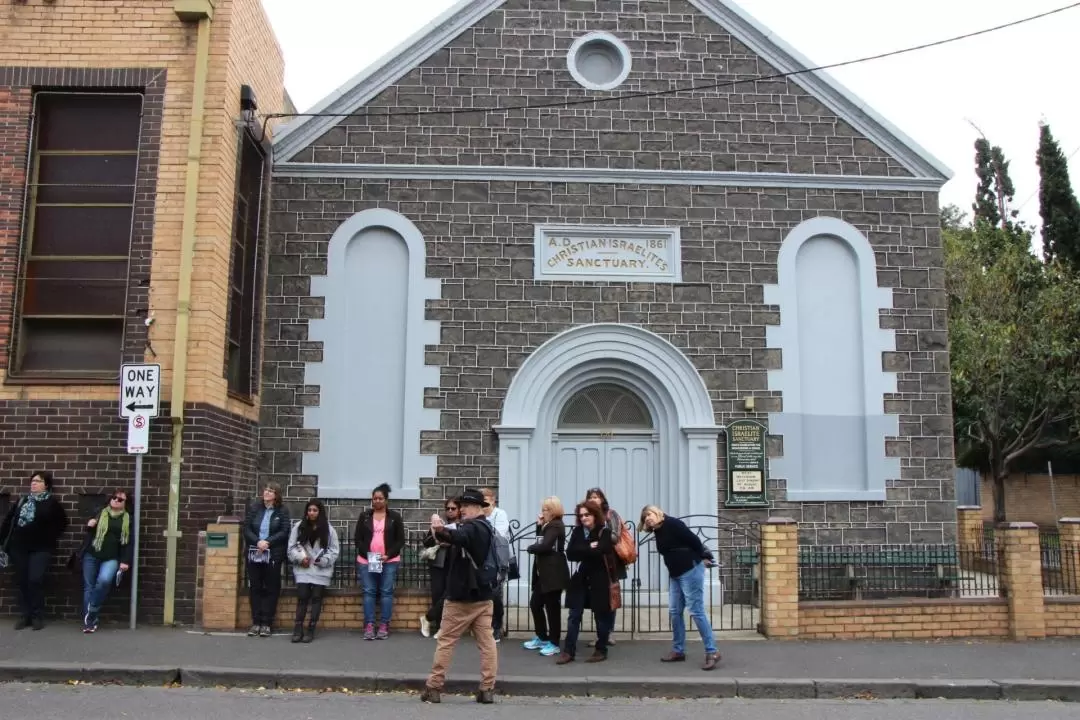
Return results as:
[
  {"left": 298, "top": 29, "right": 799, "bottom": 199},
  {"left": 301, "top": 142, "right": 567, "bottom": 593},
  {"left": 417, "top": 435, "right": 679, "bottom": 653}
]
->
[
  {"left": 13, "top": 92, "right": 142, "bottom": 377},
  {"left": 225, "top": 130, "right": 266, "bottom": 397}
]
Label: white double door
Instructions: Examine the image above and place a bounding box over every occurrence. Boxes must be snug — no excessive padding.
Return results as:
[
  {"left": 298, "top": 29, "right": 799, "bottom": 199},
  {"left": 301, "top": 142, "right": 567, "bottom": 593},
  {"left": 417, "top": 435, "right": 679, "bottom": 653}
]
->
[{"left": 554, "top": 435, "right": 665, "bottom": 592}]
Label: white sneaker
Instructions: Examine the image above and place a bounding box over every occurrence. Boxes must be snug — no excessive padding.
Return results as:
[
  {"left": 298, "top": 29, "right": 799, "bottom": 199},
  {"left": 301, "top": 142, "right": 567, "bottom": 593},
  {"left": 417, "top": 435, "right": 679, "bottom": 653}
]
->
[{"left": 420, "top": 616, "right": 432, "bottom": 638}]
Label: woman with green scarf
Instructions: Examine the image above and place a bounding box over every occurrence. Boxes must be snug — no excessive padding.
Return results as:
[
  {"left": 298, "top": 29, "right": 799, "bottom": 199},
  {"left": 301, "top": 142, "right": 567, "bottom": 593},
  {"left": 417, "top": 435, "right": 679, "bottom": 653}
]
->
[{"left": 80, "top": 490, "right": 133, "bottom": 633}]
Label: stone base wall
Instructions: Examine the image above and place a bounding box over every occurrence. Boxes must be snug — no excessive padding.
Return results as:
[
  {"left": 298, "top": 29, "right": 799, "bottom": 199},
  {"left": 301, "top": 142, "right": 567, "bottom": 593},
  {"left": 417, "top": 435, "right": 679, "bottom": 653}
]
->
[
  {"left": 799, "top": 599, "right": 1010, "bottom": 640},
  {"left": 0, "top": 401, "right": 257, "bottom": 625},
  {"left": 1045, "top": 599, "right": 1080, "bottom": 636}
]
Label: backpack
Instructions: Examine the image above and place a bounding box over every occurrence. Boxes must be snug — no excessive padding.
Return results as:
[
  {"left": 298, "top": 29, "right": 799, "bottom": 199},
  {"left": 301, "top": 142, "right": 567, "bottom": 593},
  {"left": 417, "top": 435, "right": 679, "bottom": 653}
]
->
[{"left": 467, "top": 517, "right": 511, "bottom": 591}]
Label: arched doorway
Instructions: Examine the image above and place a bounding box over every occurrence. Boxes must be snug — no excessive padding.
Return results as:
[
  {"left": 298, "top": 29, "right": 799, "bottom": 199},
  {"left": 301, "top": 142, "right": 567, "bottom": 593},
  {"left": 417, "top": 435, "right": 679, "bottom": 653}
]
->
[{"left": 553, "top": 383, "right": 658, "bottom": 525}]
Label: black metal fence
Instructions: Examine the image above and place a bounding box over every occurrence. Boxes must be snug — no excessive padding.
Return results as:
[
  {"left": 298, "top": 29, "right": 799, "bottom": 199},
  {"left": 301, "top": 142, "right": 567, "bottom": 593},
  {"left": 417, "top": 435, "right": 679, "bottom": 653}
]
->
[
  {"left": 1042, "top": 540, "right": 1080, "bottom": 596},
  {"left": 502, "top": 514, "right": 761, "bottom": 637},
  {"left": 797, "top": 543, "right": 1001, "bottom": 601}
]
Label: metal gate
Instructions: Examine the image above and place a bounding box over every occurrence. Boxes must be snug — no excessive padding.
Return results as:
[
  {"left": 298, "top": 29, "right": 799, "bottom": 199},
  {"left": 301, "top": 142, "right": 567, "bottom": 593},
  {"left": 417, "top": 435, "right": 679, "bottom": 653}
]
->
[{"left": 503, "top": 514, "right": 761, "bottom": 638}]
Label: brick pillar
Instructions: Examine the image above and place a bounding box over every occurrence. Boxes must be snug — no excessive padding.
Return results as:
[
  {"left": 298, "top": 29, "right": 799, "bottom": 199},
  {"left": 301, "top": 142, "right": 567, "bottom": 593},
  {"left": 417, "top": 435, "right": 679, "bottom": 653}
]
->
[
  {"left": 999, "top": 522, "right": 1046, "bottom": 640},
  {"left": 957, "top": 506, "right": 984, "bottom": 547},
  {"left": 760, "top": 517, "right": 799, "bottom": 639},
  {"left": 1057, "top": 518, "right": 1080, "bottom": 594},
  {"left": 200, "top": 520, "right": 242, "bottom": 631}
]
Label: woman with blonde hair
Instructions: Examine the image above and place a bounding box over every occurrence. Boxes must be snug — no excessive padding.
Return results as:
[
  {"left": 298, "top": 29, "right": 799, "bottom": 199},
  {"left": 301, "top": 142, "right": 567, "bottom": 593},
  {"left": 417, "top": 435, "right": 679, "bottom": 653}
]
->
[
  {"left": 523, "top": 496, "right": 570, "bottom": 656},
  {"left": 640, "top": 505, "right": 720, "bottom": 671}
]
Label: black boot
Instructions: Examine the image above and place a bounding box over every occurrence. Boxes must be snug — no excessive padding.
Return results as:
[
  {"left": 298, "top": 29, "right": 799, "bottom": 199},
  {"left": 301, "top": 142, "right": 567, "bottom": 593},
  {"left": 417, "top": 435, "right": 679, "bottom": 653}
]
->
[
  {"left": 291, "top": 623, "right": 303, "bottom": 643},
  {"left": 302, "top": 622, "right": 315, "bottom": 643}
]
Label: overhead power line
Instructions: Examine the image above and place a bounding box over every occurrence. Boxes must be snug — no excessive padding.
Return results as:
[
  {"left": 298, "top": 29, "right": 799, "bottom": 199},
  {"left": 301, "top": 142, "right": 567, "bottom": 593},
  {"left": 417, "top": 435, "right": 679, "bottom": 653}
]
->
[{"left": 262, "top": 1, "right": 1080, "bottom": 131}]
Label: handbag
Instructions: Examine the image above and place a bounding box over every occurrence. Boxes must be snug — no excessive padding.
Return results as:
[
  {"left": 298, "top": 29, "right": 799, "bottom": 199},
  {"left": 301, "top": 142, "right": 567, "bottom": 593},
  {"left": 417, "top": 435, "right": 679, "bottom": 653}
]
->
[
  {"left": 603, "top": 554, "right": 622, "bottom": 611},
  {"left": 614, "top": 523, "right": 638, "bottom": 565}
]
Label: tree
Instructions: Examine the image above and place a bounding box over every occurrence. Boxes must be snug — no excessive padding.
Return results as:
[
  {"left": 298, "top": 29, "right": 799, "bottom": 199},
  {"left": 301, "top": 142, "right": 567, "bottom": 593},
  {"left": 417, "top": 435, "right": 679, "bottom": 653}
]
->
[
  {"left": 1037, "top": 123, "right": 1080, "bottom": 269},
  {"left": 946, "top": 223, "right": 1080, "bottom": 522},
  {"left": 972, "top": 138, "right": 1018, "bottom": 230}
]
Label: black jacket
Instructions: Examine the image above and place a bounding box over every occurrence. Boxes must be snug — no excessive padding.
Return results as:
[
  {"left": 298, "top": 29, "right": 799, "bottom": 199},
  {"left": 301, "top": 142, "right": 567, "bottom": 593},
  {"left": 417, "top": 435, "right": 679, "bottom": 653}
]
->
[
  {"left": 434, "top": 517, "right": 495, "bottom": 603},
  {"left": 653, "top": 516, "right": 713, "bottom": 578},
  {"left": 565, "top": 524, "right": 618, "bottom": 613},
  {"left": 242, "top": 502, "right": 292, "bottom": 562},
  {"left": 1, "top": 495, "right": 68, "bottom": 553},
  {"left": 527, "top": 519, "right": 570, "bottom": 594},
  {"left": 354, "top": 509, "right": 406, "bottom": 560}
]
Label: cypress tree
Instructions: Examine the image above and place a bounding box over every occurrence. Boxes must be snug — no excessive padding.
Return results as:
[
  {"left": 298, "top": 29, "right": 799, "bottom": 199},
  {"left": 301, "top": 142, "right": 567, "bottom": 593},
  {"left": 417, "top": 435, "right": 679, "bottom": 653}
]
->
[{"left": 1037, "top": 123, "right": 1080, "bottom": 269}]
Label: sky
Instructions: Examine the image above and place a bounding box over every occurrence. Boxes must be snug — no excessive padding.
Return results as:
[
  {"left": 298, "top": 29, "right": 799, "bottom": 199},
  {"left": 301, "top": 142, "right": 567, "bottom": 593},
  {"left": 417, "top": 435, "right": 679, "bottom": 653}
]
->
[{"left": 260, "top": 0, "right": 1080, "bottom": 230}]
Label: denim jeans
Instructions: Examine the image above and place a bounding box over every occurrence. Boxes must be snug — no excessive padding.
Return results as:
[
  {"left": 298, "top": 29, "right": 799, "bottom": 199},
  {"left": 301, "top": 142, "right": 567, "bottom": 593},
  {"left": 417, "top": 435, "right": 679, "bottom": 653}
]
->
[
  {"left": 357, "top": 561, "right": 399, "bottom": 625},
  {"left": 82, "top": 554, "right": 119, "bottom": 617},
  {"left": 669, "top": 561, "right": 717, "bottom": 655}
]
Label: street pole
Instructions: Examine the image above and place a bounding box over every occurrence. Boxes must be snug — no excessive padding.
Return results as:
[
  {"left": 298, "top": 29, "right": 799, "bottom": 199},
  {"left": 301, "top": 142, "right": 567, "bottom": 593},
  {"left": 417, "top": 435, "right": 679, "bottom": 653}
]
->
[{"left": 130, "top": 453, "right": 143, "bottom": 630}]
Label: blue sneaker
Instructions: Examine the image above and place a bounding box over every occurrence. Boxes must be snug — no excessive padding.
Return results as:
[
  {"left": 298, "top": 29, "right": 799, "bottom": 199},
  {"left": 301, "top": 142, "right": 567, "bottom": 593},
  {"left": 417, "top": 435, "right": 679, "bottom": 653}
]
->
[
  {"left": 523, "top": 636, "right": 544, "bottom": 650},
  {"left": 540, "top": 641, "right": 560, "bottom": 656}
]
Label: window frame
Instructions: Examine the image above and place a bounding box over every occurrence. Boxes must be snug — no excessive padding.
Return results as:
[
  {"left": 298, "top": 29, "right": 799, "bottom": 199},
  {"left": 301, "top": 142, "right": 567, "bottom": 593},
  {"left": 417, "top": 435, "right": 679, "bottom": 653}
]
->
[
  {"left": 9, "top": 90, "right": 144, "bottom": 381},
  {"left": 224, "top": 126, "right": 268, "bottom": 400}
]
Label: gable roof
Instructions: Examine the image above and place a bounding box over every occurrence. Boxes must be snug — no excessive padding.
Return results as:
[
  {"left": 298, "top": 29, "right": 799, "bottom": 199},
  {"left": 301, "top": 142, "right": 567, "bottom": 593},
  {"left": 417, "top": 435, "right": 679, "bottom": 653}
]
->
[{"left": 273, "top": 0, "right": 952, "bottom": 182}]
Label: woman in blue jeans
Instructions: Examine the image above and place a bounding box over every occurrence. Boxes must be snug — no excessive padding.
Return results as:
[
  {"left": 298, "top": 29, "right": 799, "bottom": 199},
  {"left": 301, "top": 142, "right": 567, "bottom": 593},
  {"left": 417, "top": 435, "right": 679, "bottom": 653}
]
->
[
  {"left": 354, "top": 483, "right": 406, "bottom": 640},
  {"left": 81, "top": 490, "right": 133, "bottom": 632},
  {"left": 640, "top": 505, "right": 720, "bottom": 671}
]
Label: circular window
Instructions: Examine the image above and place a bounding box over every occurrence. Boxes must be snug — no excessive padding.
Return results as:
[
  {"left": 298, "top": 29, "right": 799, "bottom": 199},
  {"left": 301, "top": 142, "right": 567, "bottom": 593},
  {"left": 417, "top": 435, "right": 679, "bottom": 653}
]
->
[{"left": 567, "top": 32, "right": 632, "bottom": 91}]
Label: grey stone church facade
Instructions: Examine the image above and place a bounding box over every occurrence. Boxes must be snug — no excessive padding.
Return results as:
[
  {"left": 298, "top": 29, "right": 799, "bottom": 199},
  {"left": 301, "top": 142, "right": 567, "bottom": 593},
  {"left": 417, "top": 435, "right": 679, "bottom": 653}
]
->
[{"left": 262, "top": 0, "right": 956, "bottom": 545}]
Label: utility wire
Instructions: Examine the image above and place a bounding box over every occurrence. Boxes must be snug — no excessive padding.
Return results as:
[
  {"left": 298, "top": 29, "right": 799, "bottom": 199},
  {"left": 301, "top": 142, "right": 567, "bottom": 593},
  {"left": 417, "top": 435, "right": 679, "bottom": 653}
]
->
[{"left": 262, "top": 1, "right": 1080, "bottom": 133}]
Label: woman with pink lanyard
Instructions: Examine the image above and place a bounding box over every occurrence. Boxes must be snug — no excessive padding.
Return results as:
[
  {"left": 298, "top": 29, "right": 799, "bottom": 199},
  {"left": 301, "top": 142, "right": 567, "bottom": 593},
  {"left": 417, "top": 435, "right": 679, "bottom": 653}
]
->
[{"left": 354, "top": 483, "right": 406, "bottom": 640}]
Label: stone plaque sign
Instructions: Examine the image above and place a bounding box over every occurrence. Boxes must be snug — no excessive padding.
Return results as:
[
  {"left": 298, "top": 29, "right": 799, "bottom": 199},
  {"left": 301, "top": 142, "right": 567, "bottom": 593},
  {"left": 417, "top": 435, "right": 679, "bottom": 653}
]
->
[
  {"left": 725, "top": 419, "right": 769, "bottom": 508},
  {"left": 534, "top": 224, "right": 682, "bottom": 283}
]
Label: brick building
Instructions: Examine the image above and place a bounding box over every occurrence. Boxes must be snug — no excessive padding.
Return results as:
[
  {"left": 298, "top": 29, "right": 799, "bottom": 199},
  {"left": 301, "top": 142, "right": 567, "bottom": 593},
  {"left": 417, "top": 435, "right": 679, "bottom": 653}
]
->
[
  {"left": 265, "top": 0, "right": 957, "bottom": 562},
  {"left": 0, "top": 0, "right": 285, "bottom": 624}
]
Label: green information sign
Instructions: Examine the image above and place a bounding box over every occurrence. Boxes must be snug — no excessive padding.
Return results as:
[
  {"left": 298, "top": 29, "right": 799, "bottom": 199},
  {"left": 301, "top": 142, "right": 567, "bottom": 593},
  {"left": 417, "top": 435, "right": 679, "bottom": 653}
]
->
[
  {"left": 206, "top": 532, "right": 229, "bottom": 549},
  {"left": 724, "top": 419, "right": 769, "bottom": 508}
]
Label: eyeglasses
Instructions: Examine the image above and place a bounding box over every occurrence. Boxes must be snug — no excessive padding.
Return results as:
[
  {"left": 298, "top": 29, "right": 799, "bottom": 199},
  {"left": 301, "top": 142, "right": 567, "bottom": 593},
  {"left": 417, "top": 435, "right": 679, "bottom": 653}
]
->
[
  {"left": 445, "top": 506, "right": 458, "bottom": 512},
  {"left": 111, "top": 496, "right": 126, "bottom": 503}
]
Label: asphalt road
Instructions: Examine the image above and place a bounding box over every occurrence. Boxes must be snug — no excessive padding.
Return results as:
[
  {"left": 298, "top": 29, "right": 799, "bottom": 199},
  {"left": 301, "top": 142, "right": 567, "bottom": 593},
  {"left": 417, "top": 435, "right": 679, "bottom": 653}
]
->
[{"left": 2, "top": 684, "right": 1077, "bottom": 720}]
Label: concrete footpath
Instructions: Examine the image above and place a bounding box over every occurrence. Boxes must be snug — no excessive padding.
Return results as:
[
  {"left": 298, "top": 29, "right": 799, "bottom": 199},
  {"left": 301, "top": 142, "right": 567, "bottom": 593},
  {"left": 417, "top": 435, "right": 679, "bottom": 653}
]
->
[{"left": 2, "top": 624, "right": 1080, "bottom": 701}]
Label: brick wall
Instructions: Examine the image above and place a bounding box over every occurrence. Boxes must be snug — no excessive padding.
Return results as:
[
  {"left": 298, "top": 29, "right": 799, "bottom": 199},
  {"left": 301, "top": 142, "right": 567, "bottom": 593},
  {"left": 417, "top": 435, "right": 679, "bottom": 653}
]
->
[
  {"left": 1045, "top": 599, "right": 1080, "bottom": 636},
  {"left": 799, "top": 599, "right": 1010, "bottom": 640},
  {"left": 981, "top": 473, "right": 1080, "bottom": 527},
  {"left": 0, "top": 0, "right": 285, "bottom": 414},
  {"left": 294, "top": 0, "right": 911, "bottom": 178},
  {"left": 0, "top": 68, "right": 165, "bottom": 378},
  {"left": 266, "top": 0, "right": 954, "bottom": 539},
  {"left": 0, "top": 401, "right": 256, "bottom": 625},
  {"left": 263, "top": 177, "right": 953, "bottom": 541},
  {"left": 239, "top": 590, "right": 431, "bottom": 631}
]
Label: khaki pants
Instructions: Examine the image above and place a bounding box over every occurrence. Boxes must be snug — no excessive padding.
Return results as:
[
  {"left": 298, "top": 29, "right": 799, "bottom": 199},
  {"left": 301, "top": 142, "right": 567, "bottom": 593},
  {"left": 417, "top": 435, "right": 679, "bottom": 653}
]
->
[{"left": 426, "top": 599, "right": 498, "bottom": 692}]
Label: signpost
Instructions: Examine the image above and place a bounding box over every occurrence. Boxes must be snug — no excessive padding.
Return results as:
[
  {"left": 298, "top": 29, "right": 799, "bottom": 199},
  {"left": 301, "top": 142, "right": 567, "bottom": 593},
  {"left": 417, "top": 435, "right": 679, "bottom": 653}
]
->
[
  {"left": 119, "top": 363, "right": 160, "bottom": 630},
  {"left": 724, "top": 419, "right": 769, "bottom": 508}
]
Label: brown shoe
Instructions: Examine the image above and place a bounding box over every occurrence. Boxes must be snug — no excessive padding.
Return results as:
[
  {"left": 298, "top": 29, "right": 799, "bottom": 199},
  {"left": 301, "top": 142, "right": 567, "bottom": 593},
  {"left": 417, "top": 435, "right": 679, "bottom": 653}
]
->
[
  {"left": 584, "top": 651, "right": 607, "bottom": 663},
  {"left": 702, "top": 652, "right": 721, "bottom": 671},
  {"left": 555, "top": 653, "right": 575, "bottom": 665},
  {"left": 420, "top": 688, "right": 441, "bottom": 703},
  {"left": 661, "top": 651, "right": 686, "bottom": 663}
]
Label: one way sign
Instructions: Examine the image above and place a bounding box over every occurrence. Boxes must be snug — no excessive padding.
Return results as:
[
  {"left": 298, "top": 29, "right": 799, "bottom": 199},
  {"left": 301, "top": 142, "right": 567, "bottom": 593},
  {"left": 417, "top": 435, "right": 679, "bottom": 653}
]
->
[{"left": 119, "top": 363, "right": 161, "bottom": 419}]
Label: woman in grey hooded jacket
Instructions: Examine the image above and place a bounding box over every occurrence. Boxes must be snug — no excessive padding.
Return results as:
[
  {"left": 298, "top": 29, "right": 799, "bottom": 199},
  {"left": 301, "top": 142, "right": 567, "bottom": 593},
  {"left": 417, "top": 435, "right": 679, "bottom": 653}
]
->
[{"left": 287, "top": 500, "right": 340, "bottom": 643}]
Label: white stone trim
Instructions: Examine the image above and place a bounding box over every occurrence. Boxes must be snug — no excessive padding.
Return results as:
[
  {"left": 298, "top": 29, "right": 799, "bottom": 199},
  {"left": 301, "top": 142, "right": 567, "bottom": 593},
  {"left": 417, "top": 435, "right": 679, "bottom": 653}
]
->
[
  {"left": 271, "top": 0, "right": 950, "bottom": 181},
  {"left": 496, "top": 324, "right": 720, "bottom": 552},
  {"left": 305, "top": 209, "right": 442, "bottom": 500},
  {"left": 272, "top": 0, "right": 506, "bottom": 161},
  {"left": 273, "top": 162, "right": 946, "bottom": 192},
  {"left": 567, "top": 32, "right": 633, "bottom": 91},
  {"left": 534, "top": 224, "right": 682, "bottom": 283},
  {"left": 687, "top": 0, "right": 952, "bottom": 182},
  {"left": 763, "top": 216, "right": 899, "bottom": 502}
]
